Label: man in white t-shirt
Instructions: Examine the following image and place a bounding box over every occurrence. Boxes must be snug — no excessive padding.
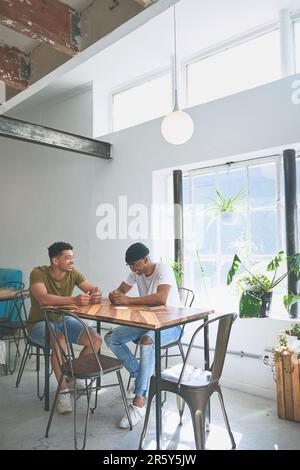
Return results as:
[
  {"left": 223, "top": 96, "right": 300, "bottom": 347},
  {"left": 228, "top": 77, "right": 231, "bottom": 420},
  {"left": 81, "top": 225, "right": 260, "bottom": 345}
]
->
[{"left": 104, "top": 242, "right": 181, "bottom": 429}]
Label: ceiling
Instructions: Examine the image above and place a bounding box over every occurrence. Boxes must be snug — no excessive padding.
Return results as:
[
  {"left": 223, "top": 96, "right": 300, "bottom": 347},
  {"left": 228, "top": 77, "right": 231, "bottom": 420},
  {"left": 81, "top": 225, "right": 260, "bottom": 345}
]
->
[
  {"left": 0, "top": 0, "right": 154, "bottom": 102},
  {"left": 1, "top": 0, "right": 300, "bottom": 115},
  {"left": 0, "top": 0, "right": 94, "bottom": 53}
]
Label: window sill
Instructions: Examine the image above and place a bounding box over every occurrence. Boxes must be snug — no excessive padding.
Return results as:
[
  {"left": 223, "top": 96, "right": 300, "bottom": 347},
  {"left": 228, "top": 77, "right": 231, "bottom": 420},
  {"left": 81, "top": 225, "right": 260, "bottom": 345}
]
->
[
  {"left": 267, "top": 311, "right": 300, "bottom": 322},
  {"left": 198, "top": 288, "right": 300, "bottom": 322}
]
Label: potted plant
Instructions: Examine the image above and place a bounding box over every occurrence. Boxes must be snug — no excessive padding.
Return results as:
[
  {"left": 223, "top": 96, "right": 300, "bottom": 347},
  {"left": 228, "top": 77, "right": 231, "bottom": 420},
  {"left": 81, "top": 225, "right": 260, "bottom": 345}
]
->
[
  {"left": 227, "top": 250, "right": 300, "bottom": 318},
  {"left": 285, "top": 323, "right": 300, "bottom": 352},
  {"left": 275, "top": 330, "right": 288, "bottom": 352},
  {"left": 207, "top": 189, "right": 244, "bottom": 225}
]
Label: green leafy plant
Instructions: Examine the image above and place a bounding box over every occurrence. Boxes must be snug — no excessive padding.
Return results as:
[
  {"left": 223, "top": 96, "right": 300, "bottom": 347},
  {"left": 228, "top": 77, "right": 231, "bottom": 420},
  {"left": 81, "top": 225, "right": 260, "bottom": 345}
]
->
[
  {"left": 227, "top": 250, "right": 300, "bottom": 317},
  {"left": 170, "top": 260, "right": 183, "bottom": 287},
  {"left": 275, "top": 330, "right": 288, "bottom": 352},
  {"left": 208, "top": 190, "right": 244, "bottom": 217},
  {"left": 235, "top": 273, "right": 272, "bottom": 294},
  {"left": 195, "top": 249, "right": 208, "bottom": 296},
  {"left": 285, "top": 323, "right": 300, "bottom": 340}
]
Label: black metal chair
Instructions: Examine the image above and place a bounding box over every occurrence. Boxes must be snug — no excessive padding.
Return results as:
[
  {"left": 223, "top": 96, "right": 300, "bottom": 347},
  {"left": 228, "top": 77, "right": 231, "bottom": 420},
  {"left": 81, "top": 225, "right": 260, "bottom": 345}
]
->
[
  {"left": 126, "top": 287, "right": 195, "bottom": 395},
  {"left": 139, "top": 313, "right": 237, "bottom": 450},
  {"left": 15, "top": 290, "right": 47, "bottom": 400},
  {"left": 0, "top": 281, "right": 25, "bottom": 374},
  {"left": 44, "top": 309, "right": 132, "bottom": 450}
]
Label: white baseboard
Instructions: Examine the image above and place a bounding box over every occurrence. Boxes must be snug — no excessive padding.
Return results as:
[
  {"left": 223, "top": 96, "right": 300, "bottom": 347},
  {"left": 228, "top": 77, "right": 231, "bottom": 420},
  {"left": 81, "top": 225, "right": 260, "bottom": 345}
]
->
[{"left": 221, "top": 377, "right": 276, "bottom": 401}]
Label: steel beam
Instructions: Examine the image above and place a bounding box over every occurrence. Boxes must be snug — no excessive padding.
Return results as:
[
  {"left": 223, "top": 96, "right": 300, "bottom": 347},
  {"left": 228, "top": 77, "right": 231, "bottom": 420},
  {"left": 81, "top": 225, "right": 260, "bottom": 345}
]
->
[{"left": 0, "top": 115, "right": 111, "bottom": 160}]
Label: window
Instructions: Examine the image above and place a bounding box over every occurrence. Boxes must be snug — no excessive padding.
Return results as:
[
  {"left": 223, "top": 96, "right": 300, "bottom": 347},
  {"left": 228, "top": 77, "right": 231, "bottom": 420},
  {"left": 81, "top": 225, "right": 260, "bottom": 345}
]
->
[
  {"left": 187, "top": 30, "right": 280, "bottom": 107},
  {"left": 183, "top": 157, "right": 284, "bottom": 311},
  {"left": 112, "top": 73, "right": 172, "bottom": 132}
]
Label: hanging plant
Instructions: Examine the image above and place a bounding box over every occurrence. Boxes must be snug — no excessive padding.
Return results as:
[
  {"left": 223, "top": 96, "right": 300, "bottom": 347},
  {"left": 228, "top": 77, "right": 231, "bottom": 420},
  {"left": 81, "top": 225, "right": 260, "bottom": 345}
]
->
[{"left": 207, "top": 190, "right": 245, "bottom": 225}]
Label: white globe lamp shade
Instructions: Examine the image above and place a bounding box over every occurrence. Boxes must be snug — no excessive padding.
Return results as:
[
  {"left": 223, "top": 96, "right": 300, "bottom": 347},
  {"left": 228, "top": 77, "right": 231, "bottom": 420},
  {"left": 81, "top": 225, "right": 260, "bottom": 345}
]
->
[{"left": 161, "top": 109, "right": 194, "bottom": 145}]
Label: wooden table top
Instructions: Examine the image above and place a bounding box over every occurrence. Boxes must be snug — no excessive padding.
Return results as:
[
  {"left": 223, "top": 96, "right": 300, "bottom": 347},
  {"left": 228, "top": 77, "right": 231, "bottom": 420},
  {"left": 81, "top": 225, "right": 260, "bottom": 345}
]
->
[
  {"left": 45, "top": 298, "right": 214, "bottom": 330},
  {"left": 0, "top": 288, "right": 26, "bottom": 301}
]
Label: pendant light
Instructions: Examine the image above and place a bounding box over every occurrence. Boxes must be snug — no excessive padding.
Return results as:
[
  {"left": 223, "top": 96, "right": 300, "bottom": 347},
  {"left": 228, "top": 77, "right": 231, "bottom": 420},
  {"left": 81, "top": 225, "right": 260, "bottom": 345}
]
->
[{"left": 161, "top": 4, "right": 194, "bottom": 145}]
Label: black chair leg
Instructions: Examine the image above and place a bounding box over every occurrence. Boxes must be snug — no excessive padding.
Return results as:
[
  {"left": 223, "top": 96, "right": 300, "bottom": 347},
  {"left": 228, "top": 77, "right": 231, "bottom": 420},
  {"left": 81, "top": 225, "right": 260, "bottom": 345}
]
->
[
  {"left": 45, "top": 374, "right": 64, "bottom": 438},
  {"left": 217, "top": 388, "right": 236, "bottom": 449},
  {"left": 7, "top": 339, "right": 14, "bottom": 374},
  {"left": 16, "top": 340, "right": 46, "bottom": 399},
  {"left": 14, "top": 330, "right": 22, "bottom": 358},
  {"left": 117, "top": 370, "right": 133, "bottom": 430},
  {"left": 161, "top": 342, "right": 186, "bottom": 407},
  {"left": 8, "top": 332, "right": 22, "bottom": 374},
  {"left": 16, "top": 343, "right": 30, "bottom": 387},
  {"left": 90, "top": 381, "right": 98, "bottom": 414},
  {"left": 139, "top": 378, "right": 156, "bottom": 449},
  {"left": 36, "top": 347, "right": 45, "bottom": 400},
  {"left": 178, "top": 342, "right": 185, "bottom": 361},
  {"left": 2, "top": 362, "right": 8, "bottom": 375},
  {"left": 74, "top": 378, "right": 94, "bottom": 450}
]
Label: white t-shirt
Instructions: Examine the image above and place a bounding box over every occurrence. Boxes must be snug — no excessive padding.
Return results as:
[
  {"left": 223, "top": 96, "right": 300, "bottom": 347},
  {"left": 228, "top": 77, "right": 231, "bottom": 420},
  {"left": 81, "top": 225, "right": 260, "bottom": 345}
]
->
[{"left": 125, "top": 262, "right": 180, "bottom": 306}]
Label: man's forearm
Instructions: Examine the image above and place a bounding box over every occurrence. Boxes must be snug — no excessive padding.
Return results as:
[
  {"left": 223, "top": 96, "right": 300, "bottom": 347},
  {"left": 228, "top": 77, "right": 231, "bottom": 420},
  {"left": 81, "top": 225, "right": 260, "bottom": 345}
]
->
[
  {"left": 114, "top": 283, "right": 132, "bottom": 295},
  {"left": 126, "top": 293, "right": 165, "bottom": 306},
  {"left": 38, "top": 293, "right": 75, "bottom": 306}
]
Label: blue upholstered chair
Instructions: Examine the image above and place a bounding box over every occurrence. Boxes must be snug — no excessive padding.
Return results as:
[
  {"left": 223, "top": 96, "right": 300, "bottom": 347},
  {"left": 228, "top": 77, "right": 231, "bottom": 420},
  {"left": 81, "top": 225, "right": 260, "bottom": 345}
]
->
[
  {"left": 0, "top": 269, "right": 24, "bottom": 374},
  {"left": 0, "top": 269, "right": 22, "bottom": 321}
]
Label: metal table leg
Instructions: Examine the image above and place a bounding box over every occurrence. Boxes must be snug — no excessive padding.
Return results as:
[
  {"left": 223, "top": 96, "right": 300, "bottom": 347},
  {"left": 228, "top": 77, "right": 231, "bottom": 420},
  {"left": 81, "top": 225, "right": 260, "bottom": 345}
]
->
[
  {"left": 44, "top": 323, "right": 50, "bottom": 411},
  {"left": 96, "top": 321, "right": 101, "bottom": 390},
  {"left": 155, "top": 329, "right": 162, "bottom": 450}
]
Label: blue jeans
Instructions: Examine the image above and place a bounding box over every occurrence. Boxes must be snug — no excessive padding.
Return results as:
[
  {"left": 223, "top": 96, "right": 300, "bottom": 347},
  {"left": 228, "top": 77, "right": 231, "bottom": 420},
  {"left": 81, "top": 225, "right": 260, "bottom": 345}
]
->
[
  {"left": 28, "top": 317, "right": 87, "bottom": 348},
  {"left": 104, "top": 325, "right": 181, "bottom": 397}
]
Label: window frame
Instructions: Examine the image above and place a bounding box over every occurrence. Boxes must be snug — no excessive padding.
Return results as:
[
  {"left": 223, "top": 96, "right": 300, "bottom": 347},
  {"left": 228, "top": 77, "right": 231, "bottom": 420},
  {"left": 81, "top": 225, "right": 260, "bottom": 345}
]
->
[
  {"left": 182, "top": 155, "right": 284, "bottom": 292},
  {"left": 184, "top": 24, "right": 280, "bottom": 108},
  {"left": 111, "top": 68, "right": 172, "bottom": 132},
  {"left": 292, "top": 13, "right": 300, "bottom": 73}
]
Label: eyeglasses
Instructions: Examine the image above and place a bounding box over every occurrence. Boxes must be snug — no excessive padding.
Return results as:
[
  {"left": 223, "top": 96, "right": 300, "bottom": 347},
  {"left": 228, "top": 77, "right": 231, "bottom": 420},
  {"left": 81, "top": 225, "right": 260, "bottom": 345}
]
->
[{"left": 126, "top": 258, "right": 144, "bottom": 270}]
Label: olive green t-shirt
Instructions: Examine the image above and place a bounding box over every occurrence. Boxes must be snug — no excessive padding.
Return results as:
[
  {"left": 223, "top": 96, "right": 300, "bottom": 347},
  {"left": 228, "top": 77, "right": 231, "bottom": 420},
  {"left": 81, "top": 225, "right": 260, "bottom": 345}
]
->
[{"left": 26, "top": 266, "right": 86, "bottom": 330}]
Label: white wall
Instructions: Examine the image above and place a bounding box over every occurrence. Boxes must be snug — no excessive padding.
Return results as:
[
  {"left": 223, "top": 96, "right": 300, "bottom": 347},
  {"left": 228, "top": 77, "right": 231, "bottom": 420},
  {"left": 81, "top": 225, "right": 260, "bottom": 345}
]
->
[
  {"left": 0, "top": 87, "right": 109, "bottom": 291},
  {"left": 92, "top": 0, "right": 300, "bottom": 137},
  {"left": 93, "top": 73, "right": 300, "bottom": 398},
  {"left": 1, "top": 73, "right": 300, "bottom": 398}
]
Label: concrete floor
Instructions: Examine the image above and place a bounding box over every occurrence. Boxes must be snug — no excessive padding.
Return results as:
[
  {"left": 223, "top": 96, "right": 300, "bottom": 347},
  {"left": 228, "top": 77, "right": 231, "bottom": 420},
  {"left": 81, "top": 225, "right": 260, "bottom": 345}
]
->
[{"left": 1, "top": 345, "right": 300, "bottom": 451}]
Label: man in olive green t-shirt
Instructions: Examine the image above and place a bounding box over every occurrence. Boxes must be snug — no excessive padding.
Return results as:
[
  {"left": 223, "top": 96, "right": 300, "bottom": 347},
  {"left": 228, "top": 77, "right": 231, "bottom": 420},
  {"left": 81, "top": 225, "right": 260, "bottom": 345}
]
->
[
  {"left": 27, "top": 241, "right": 102, "bottom": 414},
  {"left": 27, "top": 266, "right": 88, "bottom": 330}
]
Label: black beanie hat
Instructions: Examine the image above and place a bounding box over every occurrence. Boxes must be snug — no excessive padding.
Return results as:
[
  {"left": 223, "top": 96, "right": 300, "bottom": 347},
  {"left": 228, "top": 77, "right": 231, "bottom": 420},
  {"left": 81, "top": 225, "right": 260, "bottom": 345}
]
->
[{"left": 125, "top": 243, "right": 149, "bottom": 263}]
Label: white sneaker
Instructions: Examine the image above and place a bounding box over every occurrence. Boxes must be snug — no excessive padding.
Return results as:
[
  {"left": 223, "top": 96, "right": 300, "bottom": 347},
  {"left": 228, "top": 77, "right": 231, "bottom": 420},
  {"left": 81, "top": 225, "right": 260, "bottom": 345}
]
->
[
  {"left": 126, "top": 385, "right": 135, "bottom": 400},
  {"left": 56, "top": 391, "right": 72, "bottom": 414},
  {"left": 119, "top": 404, "right": 146, "bottom": 429},
  {"left": 76, "top": 379, "right": 88, "bottom": 391},
  {"left": 66, "top": 378, "right": 89, "bottom": 392}
]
